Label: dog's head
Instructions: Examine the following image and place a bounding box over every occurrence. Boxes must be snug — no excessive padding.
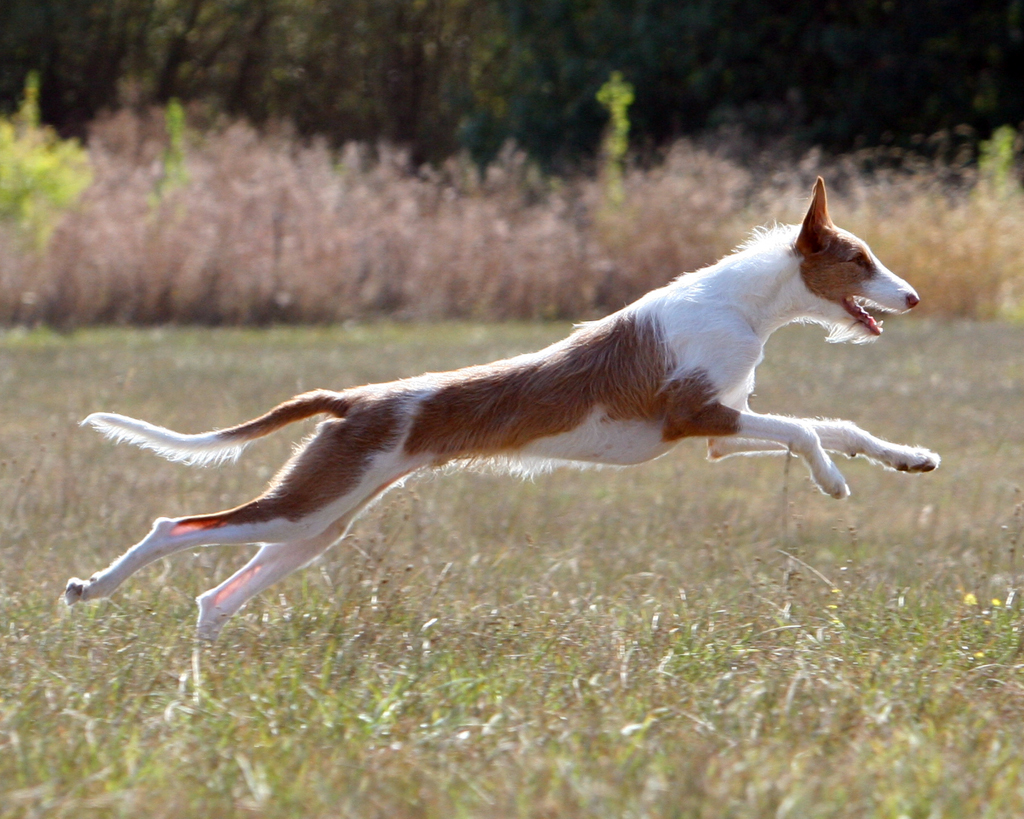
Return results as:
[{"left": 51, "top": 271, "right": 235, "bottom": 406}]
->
[{"left": 796, "top": 177, "right": 919, "bottom": 342}]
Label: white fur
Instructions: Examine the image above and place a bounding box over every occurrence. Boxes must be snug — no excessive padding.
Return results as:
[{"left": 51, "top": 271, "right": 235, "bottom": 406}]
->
[
  {"left": 83, "top": 412, "right": 249, "bottom": 466},
  {"left": 627, "top": 223, "right": 934, "bottom": 499},
  {"left": 633, "top": 223, "right": 920, "bottom": 384}
]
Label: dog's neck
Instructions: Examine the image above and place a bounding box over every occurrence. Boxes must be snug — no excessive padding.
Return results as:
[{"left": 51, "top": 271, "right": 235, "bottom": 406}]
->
[
  {"left": 643, "top": 225, "right": 834, "bottom": 345},
  {"left": 710, "top": 236, "right": 811, "bottom": 341}
]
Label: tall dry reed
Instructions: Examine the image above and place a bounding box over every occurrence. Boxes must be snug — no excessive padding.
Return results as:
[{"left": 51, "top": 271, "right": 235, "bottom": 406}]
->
[{"left": 1, "top": 110, "right": 1021, "bottom": 326}]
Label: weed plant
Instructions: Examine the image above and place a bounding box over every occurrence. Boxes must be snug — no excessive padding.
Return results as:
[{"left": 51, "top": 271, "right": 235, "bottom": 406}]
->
[{"left": 0, "top": 74, "right": 92, "bottom": 248}]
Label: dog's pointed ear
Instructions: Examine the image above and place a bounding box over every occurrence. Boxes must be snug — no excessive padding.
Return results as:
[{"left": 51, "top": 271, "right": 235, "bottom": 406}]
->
[{"left": 796, "top": 176, "right": 834, "bottom": 256}]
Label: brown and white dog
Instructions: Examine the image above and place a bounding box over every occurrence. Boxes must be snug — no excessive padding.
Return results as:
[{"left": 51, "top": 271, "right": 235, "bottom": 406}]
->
[{"left": 65, "top": 178, "right": 939, "bottom": 640}]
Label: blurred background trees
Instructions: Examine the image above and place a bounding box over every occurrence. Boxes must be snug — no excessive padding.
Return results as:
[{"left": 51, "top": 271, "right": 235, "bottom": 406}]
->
[{"left": 1, "top": 0, "right": 1022, "bottom": 167}]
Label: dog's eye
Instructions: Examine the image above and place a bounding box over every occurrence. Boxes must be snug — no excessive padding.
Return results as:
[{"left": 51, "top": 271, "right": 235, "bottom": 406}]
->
[{"left": 851, "top": 252, "right": 872, "bottom": 269}]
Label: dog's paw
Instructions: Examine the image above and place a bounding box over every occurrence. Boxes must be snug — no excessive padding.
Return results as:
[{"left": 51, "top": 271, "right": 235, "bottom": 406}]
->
[
  {"left": 827, "top": 480, "right": 851, "bottom": 500},
  {"left": 195, "top": 622, "right": 224, "bottom": 643},
  {"left": 816, "top": 461, "right": 850, "bottom": 499},
  {"left": 195, "top": 614, "right": 229, "bottom": 643},
  {"left": 64, "top": 577, "right": 88, "bottom": 605},
  {"left": 894, "top": 448, "right": 940, "bottom": 473},
  {"left": 195, "top": 594, "right": 230, "bottom": 642}
]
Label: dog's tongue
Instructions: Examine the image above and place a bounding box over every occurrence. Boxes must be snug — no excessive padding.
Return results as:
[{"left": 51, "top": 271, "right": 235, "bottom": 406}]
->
[{"left": 844, "top": 297, "right": 882, "bottom": 335}]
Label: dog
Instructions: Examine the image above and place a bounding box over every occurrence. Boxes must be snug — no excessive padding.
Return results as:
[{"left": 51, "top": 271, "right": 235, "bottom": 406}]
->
[{"left": 64, "top": 177, "right": 939, "bottom": 640}]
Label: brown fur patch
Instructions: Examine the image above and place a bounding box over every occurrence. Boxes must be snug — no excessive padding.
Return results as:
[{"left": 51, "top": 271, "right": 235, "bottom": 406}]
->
[
  {"left": 661, "top": 375, "right": 741, "bottom": 440},
  {"left": 795, "top": 176, "right": 877, "bottom": 305},
  {"left": 218, "top": 389, "right": 353, "bottom": 443},
  {"left": 169, "top": 518, "right": 226, "bottom": 536},
  {"left": 176, "top": 395, "right": 405, "bottom": 526},
  {"left": 404, "top": 313, "right": 741, "bottom": 460},
  {"left": 403, "top": 313, "right": 670, "bottom": 460},
  {"left": 173, "top": 314, "right": 745, "bottom": 529},
  {"left": 799, "top": 230, "right": 876, "bottom": 304}
]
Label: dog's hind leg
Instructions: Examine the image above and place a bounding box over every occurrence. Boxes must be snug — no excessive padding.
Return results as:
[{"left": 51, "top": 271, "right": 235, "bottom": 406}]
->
[
  {"left": 63, "top": 512, "right": 322, "bottom": 606},
  {"left": 68, "top": 397, "right": 424, "bottom": 632},
  {"left": 194, "top": 468, "right": 421, "bottom": 639},
  {"left": 195, "top": 521, "right": 348, "bottom": 641},
  {"left": 193, "top": 461, "right": 426, "bottom": 640}
]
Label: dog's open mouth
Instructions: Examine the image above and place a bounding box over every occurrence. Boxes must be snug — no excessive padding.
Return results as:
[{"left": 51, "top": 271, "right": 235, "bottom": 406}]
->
[{"left": 842, "top": 296, "right": 882, "bottom": 336}]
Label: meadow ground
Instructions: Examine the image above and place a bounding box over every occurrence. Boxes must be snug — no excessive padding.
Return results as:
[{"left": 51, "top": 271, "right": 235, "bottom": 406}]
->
[{"left": 1, "top": 320, "right": 1023, "bottom": 818}]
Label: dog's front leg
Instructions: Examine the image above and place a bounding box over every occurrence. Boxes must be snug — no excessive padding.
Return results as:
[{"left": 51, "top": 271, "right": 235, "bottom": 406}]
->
[
  {"left": 732, "top": 413, "right": 850, "bottom": 498},
  {"left": 661, "top": 384, "right": 843, "bottom": 497},
  {"left": 707, "top": 436, "right": 789, "bottom": 460},
  {"left": 710, "top": 422, "right": 941, "bottom": 473},
  {"left": 708, "top": 419, "right": 939, "bottom": 480},
  {"left": 809, "top": 420, "right": 939, "bottom": 472}
]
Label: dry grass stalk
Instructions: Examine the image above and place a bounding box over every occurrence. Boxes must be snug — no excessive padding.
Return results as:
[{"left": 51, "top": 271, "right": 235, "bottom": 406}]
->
[{"left": 1, "top": 110, "right": 1022, "bottom": 326}]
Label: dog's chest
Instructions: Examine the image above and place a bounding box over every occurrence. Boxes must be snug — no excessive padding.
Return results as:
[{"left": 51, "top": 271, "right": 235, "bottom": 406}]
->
[{"left": 519, "top": 407, "right": 674, "bottom": 466}]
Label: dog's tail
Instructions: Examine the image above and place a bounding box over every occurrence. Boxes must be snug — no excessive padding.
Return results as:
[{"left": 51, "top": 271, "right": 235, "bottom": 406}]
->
[{"left": 82, "top": 389, "right": 354, "bottom": 466}]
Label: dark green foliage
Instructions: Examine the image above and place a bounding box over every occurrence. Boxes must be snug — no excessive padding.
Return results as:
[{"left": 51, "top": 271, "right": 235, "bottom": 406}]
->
[
  {"left": 1, "top": 0, "right": 1022, "bottom": 165},
  {"left": 468, "top": 0, "right": 1024, "bottom": 165}
]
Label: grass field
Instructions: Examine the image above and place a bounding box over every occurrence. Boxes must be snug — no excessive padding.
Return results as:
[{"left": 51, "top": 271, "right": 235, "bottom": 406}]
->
[{"left": 2, "top": 320, "right": 1024, "bottom": 818}]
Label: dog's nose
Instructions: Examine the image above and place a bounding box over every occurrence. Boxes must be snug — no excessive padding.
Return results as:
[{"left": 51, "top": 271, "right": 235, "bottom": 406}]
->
[{"left": 905, "top": 292, "right": 920, "bottom": 309}]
